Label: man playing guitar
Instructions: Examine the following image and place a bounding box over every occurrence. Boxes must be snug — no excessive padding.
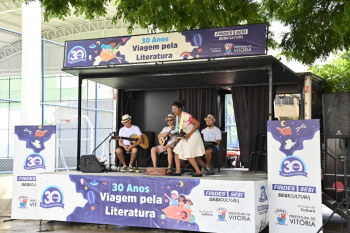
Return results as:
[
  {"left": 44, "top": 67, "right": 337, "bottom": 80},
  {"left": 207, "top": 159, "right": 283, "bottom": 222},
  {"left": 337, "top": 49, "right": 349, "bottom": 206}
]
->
[
  {"left": 151, "top": 114, "right": 176, "bottom": 174},
  {"left": 112, "top": 114, "right": 143, "bottom": 172}
]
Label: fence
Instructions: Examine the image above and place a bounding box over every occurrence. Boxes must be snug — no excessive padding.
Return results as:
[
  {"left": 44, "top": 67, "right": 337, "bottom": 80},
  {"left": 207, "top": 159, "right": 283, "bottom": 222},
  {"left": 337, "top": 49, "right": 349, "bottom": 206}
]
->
[{"left": 0, "top": 27, "right": 115, "bottom": 173}]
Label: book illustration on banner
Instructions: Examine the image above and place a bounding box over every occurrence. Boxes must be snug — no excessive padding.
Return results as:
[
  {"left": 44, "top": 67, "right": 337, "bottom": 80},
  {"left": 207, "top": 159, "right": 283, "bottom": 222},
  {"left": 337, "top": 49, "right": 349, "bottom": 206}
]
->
[
  {"left": 92, "top": 38, "right": 129, "bottom": 65},
  {"left": 268, "top": 120, "right": 320, "bottom": 156},
  {"left": 15, "top": 126, "right": 56, "bottom": 153}
]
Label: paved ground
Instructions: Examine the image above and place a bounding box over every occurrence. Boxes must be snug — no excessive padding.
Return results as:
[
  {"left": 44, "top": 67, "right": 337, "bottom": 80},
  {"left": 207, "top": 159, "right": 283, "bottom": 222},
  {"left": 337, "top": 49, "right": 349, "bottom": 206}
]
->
[{"left": 0, "top": 205, "right": 348, "bottom": 232}]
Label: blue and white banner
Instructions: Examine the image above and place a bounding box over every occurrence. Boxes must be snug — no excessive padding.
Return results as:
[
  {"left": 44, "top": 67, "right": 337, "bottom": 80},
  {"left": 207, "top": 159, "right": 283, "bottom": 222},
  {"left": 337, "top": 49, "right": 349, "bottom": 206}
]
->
[
  {"left": 64, "top": 24, "right": 266, "bottom": 67},
  {"left": 37, "top": 173, "right": 267, "bottom": 232},
  {"left": 267, "top": 120, "right": 322, "bottom": 232},
  {"left": 11, "top": 125, "right": 56, "bottom": 220}
]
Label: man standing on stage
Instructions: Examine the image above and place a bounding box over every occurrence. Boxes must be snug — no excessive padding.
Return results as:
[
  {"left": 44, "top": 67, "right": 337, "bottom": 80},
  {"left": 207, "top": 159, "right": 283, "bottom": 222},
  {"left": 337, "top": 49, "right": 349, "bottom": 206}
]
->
[
  {"left": 113, "top": 114, "right": 143, "bottom": 172},
  {"left": 197, "top": 114, "right": 221, "bottom": 175},
  {"left": 151, "top": 114, "right": 176, "bottom": 174}
]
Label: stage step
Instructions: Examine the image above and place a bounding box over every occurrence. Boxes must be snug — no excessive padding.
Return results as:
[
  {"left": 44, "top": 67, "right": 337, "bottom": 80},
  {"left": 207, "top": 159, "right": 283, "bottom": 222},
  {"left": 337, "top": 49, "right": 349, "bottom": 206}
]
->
[{"left": 322, "top": 192, "right": 350, "bottom": 221}]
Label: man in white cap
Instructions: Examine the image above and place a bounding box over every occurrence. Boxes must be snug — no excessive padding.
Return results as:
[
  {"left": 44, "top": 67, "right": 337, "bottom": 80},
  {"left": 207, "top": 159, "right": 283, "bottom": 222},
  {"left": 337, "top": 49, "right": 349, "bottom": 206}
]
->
[
  {"left": 114, "top": 114, "right": 143, "bottom": 172},
  {"left": 197, "top": 114, "right": 221, "bottom": 175},
  {"left": 150, "top": 114, "right": 176, "bottom": 173}
]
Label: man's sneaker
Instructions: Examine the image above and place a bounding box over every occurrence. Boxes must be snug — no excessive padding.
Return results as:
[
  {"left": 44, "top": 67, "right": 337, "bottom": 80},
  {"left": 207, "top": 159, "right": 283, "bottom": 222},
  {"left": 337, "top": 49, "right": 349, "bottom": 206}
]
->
[
  {"left": 128, "top": 165, "right": 134, "bottom": 172},
  {"left": 120, "top": 166, "right": 127, "bottom": 172},
  {"left": 111, "top": 165, "right": 118, "bottom": 171}
]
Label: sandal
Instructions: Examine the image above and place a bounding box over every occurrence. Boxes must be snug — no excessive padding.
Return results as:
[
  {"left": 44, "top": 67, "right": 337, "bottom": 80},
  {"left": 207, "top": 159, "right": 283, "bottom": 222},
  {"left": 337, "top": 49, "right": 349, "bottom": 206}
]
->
[
  {"left": 169, "top": 172, "right": 182, "bottom": 176},
  {"left": 191, "top": 173, "right": 202, "bottom": 177},
  {"left": 206, "top": 171, "right": 215, "bottom": 175},
  {"left": 167, "top": 168, "right": 172, "bottom": 174}
]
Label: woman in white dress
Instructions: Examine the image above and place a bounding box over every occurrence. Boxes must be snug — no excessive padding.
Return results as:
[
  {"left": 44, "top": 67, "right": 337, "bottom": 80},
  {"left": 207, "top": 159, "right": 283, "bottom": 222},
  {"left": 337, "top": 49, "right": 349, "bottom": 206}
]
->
[{"left": 170, "top": 101, "right": 205, "bottom": 177}]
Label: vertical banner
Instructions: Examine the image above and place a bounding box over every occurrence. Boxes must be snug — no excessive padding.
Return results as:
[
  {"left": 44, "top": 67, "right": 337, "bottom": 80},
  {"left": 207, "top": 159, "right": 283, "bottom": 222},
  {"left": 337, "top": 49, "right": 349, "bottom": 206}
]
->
[
  {"left": 11, "top": 125, "right": 56, "bottom": 219},
  {"left": 267, "top": 120, "right": 322, "bottom": 232},
  {"left": 37, "top": 173, "right": 267, "bottom": 232}
]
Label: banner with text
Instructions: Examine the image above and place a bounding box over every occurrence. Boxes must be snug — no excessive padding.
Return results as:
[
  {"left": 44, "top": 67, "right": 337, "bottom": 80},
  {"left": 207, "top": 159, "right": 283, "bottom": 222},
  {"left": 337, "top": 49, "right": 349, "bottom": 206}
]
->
[
  {"left": 11, "top": 125, "right": 56, "bottom": 220},
  {"left": 64, "top": 24, "right": 266, "bottom": 67},
  {"left": 267, "top": 120, "right": 322, "bottom": 232},
  {"left": 37, "top": 174, "right": 268, "bottom": 233}
]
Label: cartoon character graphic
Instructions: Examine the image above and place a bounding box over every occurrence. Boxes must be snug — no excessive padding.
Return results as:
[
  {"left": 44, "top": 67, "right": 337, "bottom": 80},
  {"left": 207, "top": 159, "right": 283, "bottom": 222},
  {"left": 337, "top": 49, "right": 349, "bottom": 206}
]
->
[
  {"left": 178, "top": 194, "right": 186, "bottom": 207},
  {"left": 164, "top": 190, "right": 179, "bottom": 206},
  {"left": 93, "top": 38, "right": 128, "bottom": 65},
  {"left": 185, "top": 198, "right": 193, "bottom": 209},
  {"left": 163, "top": 193, "right": 195, "bottom": 223}
]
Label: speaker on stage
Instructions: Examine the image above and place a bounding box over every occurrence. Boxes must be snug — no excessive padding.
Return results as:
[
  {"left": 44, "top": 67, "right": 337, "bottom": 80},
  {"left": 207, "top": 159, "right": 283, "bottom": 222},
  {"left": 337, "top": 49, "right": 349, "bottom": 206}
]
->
[
  {"left": 323, "top": 93, "right": 350, "bottom": 138},
  {"left": 80, "top": 155, "right": 104, "bottom": 173}
]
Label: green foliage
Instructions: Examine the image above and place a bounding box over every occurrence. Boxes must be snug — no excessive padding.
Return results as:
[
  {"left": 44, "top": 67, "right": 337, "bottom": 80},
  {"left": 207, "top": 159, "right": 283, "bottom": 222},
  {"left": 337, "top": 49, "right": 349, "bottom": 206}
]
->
[
  {"left": 20, "top": 0, "right": 350, "bottom": 65},
  {"left": 264, "top": 0, "right": 350, "bottom": 65},
  {"left": 309, "top": 51, "right": 350, "bottom": 93}
]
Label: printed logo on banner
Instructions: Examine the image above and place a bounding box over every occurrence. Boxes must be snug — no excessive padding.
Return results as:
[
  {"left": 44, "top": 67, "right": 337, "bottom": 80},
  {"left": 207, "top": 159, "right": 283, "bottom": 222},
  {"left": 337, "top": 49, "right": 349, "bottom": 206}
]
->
[
  {"left": 259, "top": 185, "right": 268, "bottom": 202},
  {"left": 67, "top": 46, "right": 87, "bottom": 64},
  {"left": 216, "top": 207, "right": 227, "bottom": 222},
  {"left": 24, "top": 153, "right": 45, "bottom": 170},
  {"left": 279, "top": 155, "right": 307, "bottom": 177},
  {"left": 275, "top": 208, "right": 288, "bottom": 226},
  {"left": 18, "top": 195, "right": 29, "bottom": 209},
  {"left": 40, "top": 186, "right": 64, "bottom": 208}
]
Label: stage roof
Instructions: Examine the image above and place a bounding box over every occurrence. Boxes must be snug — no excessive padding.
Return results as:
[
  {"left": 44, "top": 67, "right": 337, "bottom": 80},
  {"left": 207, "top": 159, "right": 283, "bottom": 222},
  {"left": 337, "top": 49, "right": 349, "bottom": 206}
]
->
[{"left": 62, "top": 55, "right": 304, "bottom": 92}]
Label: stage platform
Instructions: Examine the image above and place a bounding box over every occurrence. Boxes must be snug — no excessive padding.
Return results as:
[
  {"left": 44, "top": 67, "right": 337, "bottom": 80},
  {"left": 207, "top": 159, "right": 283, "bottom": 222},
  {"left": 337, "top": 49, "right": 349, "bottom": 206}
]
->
[{"left": 36, "top": 169, "right": 268, "bottom": 233}]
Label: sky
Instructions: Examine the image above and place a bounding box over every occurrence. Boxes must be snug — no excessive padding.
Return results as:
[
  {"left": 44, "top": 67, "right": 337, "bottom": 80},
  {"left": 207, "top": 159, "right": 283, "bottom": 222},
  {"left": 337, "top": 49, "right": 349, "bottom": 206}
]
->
[{"left": 268, "top": 22, "right": 334, "bottom": 73}]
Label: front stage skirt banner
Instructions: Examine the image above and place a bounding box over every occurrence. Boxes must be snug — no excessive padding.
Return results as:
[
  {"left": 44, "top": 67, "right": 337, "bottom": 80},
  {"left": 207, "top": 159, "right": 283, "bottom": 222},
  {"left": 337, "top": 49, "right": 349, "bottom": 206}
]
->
[
  {"left": 11, "top": 125, "right": 56, "bottom": 220},
  {"left": 64, "top": 24, "right": 266, "bottom": 67},
  {"left": 267, "top": 120, "right": 322, "bottom": 232},
  {"left": 37, "top": 174, "right": 268, "bottom": 233}
]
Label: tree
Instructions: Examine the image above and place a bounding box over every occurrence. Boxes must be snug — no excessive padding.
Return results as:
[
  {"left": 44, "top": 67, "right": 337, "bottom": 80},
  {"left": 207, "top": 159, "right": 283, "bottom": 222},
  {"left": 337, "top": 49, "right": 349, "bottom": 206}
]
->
[
  {"left": 23, "top": 0, "right": 350, "bottom": 65},
  {"left": 309, "top": 50, "right": 350, "bottom": 93},
  {"left": 265, "top": 0, "right": 350, "bottom": 65}
]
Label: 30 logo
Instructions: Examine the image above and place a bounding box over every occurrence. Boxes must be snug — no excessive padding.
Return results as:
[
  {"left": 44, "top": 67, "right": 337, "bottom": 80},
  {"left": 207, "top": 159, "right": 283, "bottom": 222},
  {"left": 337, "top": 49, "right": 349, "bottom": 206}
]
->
[
  {"left": 275, "top": 208, "right": 288, "bottom": 226},
  {"left": 40, "top": 186, "right": 64, "bottom": 208},
  {"left": 67, "top": 46, "right": 87, "bottom": 64},
  {"left": 259, "top": 185, "right": 268, "bottom": 202},
  {"left": 24, "top": 153, "right": 45, "bottom": 170},
  {"left": 279, "top": 155, "right": 307, "bottom": 177}
]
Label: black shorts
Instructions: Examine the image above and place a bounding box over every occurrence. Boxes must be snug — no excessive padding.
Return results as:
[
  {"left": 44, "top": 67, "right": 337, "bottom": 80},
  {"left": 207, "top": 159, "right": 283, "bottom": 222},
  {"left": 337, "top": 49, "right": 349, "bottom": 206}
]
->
[{"left": 117, "top": 145, "right": 139, "bottom": 153}]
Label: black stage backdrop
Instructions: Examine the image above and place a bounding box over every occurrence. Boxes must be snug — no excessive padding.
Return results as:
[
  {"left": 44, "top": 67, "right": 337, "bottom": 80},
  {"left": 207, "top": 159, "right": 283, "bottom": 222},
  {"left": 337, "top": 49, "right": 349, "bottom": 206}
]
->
[
  {"left": 231, "top": 86, "right": 275, "bottom": 168},
  {"left": 178, "top": 88, "right": 219, "bottom": 130}
]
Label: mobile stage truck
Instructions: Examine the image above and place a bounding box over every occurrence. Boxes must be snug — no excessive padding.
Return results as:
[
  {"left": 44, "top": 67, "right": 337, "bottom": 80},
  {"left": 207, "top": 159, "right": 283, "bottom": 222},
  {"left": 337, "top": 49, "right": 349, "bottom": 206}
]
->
[{"left": 34, "top": 24, "right": 323, "bottom": 232}]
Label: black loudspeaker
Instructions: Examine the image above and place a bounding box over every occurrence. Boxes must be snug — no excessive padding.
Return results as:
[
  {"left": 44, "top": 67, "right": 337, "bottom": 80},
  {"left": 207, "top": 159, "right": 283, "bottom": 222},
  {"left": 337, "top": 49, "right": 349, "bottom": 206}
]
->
[
  {"left": 80, "top": 155, "right": 104, "bottom": 173},
  {"left": 323, "top": 93, "right": 350, "bottom": 138}
]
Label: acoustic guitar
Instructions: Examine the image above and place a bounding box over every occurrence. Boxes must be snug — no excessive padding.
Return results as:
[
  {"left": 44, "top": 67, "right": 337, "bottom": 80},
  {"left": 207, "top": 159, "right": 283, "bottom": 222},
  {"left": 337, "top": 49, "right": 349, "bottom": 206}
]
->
[
  {"left": 159, "top": 129, "right": 174, "bottom": 146},
  {"left": 173, "top": 130, "right": 186, "bottom": 138},
  {"left": 112, "top": 134, "right": 149, "bottom": 149}
]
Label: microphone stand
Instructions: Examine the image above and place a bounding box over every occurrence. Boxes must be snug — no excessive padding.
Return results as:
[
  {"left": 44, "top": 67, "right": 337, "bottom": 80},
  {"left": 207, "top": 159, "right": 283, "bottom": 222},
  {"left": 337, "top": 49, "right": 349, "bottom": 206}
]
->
[
  {"left": 91, "top": 132, "right": 115, "bottom": 172},
  {"left": 108, "top": 135, "right": 114, "bottom": 172}
]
